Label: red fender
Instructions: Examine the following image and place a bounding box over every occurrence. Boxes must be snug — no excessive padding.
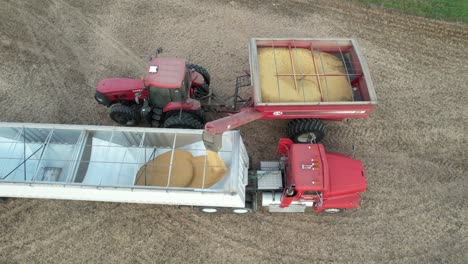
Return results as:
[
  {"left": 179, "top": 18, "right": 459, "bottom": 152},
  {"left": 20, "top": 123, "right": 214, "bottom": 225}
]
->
[{"left": 163, "top": 98, "right": 201, "bottom": 112}]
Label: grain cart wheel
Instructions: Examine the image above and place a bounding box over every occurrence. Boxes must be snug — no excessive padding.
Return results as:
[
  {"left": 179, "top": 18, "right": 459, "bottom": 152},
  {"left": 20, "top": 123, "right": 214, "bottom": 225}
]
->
[
  {"left": 187, "top": 64, "right": 211, "bottom": 86},
  {"left": 163, "top": 112, "right": 204, "bottom": 129},
  {"left": 288, "top": 119, "right": 325, "bottom": 143},
  {"left": 323, "top": 208, "right": 344, "bottom": 214},
  {"left": 109, "top": 105, "right": 140, "bottom": 126}
]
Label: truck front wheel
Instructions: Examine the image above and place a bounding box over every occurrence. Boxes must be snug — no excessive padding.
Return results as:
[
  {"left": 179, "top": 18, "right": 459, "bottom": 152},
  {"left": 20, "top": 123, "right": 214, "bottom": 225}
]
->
[
  {"left": 288, "top": 119, "right": 325, "bottom": 143},
  {"left": 323, "top": 208, "right": 343, "bottom": 214}
]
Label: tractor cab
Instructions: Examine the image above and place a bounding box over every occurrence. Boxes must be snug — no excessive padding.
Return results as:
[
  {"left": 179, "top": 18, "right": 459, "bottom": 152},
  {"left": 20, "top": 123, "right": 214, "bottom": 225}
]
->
[{"left": 144, "top": 58, "right": 191, "bottom": 108}]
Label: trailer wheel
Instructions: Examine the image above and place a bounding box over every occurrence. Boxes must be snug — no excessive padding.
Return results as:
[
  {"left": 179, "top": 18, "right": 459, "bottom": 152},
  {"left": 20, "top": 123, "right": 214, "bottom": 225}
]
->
[
  {"left": 200, "top": 208, "right": 219, "bottom": 214},
  {"left": 109, "top": 105, "right": 140, "bottom": 126},
  {"left": 288, "top": 119, "right": 325, "bottom": 143},
  {"left": 323, "top": 208, "right": 343, "bottom": 214},
  {"left": 187, "top": 64, "right": 211, "bottom": 86},
  {"left": 163, "top": 112, "right": 204, "bottom": 129},
  {"left": 232, "top": 208, "right": 252, "bottom": 214}
]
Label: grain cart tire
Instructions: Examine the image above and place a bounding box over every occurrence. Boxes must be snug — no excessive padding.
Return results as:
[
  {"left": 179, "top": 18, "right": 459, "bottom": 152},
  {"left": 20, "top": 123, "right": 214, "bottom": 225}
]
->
[
  {"left": 323, "top": 208, "right": 344, "bottom": 214},
  {"left": 163, "top": 112, "right": 204, "bottom": 129},
  {"left": 188, "top": 64, "right": 211, "bottom": 86},
  {"left": 109, "top": 105, "right": 140, "bottom": 126},
  {"left": 288, "top": 119, "right": 325, "bottom": 143}
]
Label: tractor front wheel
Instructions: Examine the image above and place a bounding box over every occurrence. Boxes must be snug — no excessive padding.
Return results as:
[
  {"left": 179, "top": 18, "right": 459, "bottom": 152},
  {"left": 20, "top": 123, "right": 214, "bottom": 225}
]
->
[
  {"left": 163, "top": 112, "right": 204, "bottom": 129},
  {"left": 288, "top": 119, "right": 325, "bottom": 143},
  {"left": 188, "top": 64, "right": 211, "bottom": 86},
  {"left": 109, "top": 105, "right": 140, "bottom": 126}
]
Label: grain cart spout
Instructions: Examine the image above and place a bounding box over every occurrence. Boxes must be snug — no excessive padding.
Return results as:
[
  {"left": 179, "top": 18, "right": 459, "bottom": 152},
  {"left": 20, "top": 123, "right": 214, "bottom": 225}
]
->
[{"left": 203, "top": 109, "right": 264, "bottom": 151}]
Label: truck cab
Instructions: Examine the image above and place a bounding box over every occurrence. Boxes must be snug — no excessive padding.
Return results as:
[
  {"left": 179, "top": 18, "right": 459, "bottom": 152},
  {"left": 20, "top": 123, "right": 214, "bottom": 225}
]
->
[{"left": 259, "top": 139, "right": 366, "bottom": 213}]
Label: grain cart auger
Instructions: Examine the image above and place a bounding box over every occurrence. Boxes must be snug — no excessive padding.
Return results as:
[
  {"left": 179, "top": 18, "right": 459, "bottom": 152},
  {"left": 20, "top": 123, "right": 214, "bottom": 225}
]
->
[
  {"left": 203, "top": 38, "right": 377, "bottom": 151},
  {"left": 95, "top": 48, "right": 211, "bottom": 129}
]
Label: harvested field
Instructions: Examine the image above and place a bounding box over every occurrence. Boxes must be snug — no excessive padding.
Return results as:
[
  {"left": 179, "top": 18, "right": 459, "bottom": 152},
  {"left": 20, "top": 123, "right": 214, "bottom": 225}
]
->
[{"left": 0, "top": 0, "right": 466, "bottom": 263}]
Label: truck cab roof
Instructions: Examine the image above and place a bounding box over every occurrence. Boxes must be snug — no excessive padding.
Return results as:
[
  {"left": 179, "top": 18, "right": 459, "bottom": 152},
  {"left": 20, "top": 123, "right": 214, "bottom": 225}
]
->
[
  {"left": 145, "top": 58, "right": 186, "bottom": 89},
  {"left": 287, "top": 143, "right": 366, "bottom": 196},
  {"left": 288, "top": 144, "right": 326, "bottom": 191}
]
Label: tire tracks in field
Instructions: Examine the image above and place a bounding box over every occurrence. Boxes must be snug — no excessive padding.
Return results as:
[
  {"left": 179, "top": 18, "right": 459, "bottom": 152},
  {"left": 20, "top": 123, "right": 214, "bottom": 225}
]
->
[
  {"left": 289, "top": 1, "right": 468, "bottom": 72},
  {"left": 314, "top": 0, "right": 468, "bottom": 43},
  {"left": 0, "top": 201, "right": 123, "bottom": 259}
]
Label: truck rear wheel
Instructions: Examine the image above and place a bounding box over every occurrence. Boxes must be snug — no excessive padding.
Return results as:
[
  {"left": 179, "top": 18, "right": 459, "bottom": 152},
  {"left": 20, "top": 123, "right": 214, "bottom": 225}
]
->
[
  {"left": 109, "top": 105, "right": 140, "bottom": 126},
  {"left": 187, "top": 64, "right": 211, "bottom": 86},
  {"left": 232, "top": 208, "right": 252, "bottom": 214},
  {"left": 288, "top": 119, "right": 325, "bottom": 143},
  {"left": 163, "top": 112, "right": 204, "bottom": 129}
]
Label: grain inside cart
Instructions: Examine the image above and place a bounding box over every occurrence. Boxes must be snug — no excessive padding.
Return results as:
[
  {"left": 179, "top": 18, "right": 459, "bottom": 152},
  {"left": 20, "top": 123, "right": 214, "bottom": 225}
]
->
[{"left": 203, "top": 38, "right": 377, "bottom": 150}]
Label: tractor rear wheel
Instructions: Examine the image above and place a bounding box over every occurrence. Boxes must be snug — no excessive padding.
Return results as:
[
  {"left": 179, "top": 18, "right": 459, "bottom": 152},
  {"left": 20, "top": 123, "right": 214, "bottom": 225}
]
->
[
  {"left": 288, "top": 119, "right": 325, "bottom": 143},
  {"left": 163, "top": 112, "right": 204, "bottom": 129},
  {"left": 192, "top": 83, "right": 210, "bottom": 99},
  {"left": 188, "top": 64, "right": 211, "bottom": 86},
  {"left": 109, "top": 105, "right": 140, "bottom": 126}
]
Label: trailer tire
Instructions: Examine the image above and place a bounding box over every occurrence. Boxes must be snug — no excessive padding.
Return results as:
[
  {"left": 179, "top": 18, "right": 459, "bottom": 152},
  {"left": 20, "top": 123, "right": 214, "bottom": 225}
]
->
[
  {"left": 232, "top": 208, "right": 252, "bottom": 214},
  {"left": 288, "top": 119, "right": 325, "bottom": 143},
  {"left": 187, "top": 64, "right": 211, "bottom": 86},
  {"left": 109, "top": 105, "right": 140, "bottom": 126},
  {"left": 200, "top": 207, "right": 219, "bottom": 214},
  {"left": 163, "top": 112, "right": 204, "bottom": 129}
]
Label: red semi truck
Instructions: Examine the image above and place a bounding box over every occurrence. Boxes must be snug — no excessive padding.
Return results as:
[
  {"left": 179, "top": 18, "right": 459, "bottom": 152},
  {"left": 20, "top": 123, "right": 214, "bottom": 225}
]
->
[{"left": 0, "top": 123, "right": 366, "bottom": 214}]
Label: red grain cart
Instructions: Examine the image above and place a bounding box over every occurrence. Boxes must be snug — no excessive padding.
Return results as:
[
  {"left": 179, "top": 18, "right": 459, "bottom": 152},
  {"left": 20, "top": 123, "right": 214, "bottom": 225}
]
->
[{"left": 203, "top": 38, "right": 377, "bottom": 150}]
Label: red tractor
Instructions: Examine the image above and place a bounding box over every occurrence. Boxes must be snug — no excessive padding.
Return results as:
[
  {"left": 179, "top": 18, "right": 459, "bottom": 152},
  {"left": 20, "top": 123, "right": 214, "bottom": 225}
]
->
[
  {"left": 95, "top": 48, "right": 211, "bottom": 129},
  {"left": 96, "top": 38, "right": 377, "bottom": 152}
]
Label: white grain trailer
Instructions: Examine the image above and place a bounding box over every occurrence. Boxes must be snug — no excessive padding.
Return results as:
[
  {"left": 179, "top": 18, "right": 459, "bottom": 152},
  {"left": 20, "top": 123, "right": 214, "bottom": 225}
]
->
[{"left": 0, "top": 123, "right": 250, "bottom": 211}]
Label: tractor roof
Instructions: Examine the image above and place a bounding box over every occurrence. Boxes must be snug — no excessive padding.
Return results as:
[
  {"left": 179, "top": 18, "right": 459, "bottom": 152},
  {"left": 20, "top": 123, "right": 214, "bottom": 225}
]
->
[{"left": 145, "top": 58, "right": 186, "bottom": 89}]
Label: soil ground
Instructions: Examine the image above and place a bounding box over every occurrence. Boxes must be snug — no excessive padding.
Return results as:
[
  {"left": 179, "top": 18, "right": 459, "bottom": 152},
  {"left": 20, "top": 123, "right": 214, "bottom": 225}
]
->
[{"left": 0, "top": 0, "right": 466, "bottom": 263}]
